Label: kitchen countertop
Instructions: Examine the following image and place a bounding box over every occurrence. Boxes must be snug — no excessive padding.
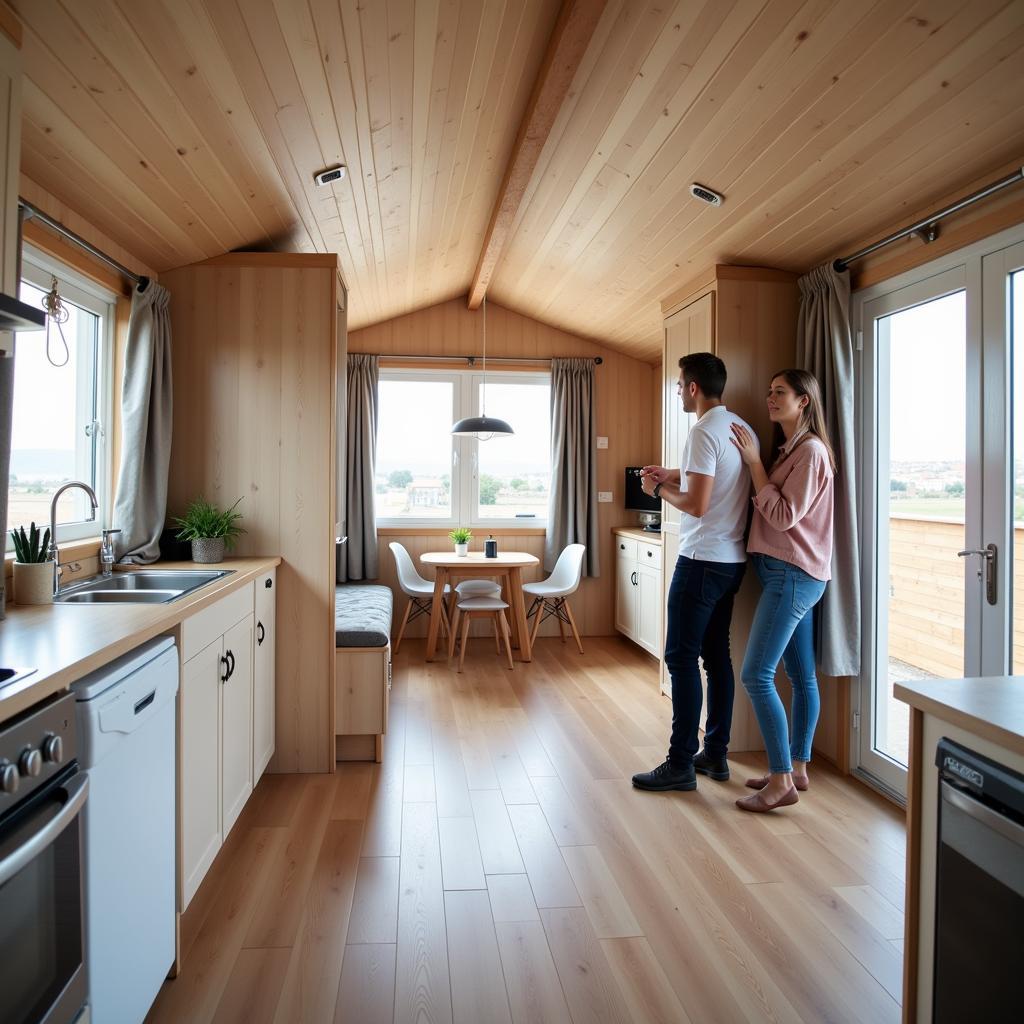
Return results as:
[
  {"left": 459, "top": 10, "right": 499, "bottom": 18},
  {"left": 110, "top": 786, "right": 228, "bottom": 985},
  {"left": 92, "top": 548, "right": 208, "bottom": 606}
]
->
[
  {"left": 895, "top": 675, "right": 1024, "bottom": 758},
  {"left": 0, "top": 556, "right": 281, "bottom": 724},
  {"left": 613, "top": 526, "right": 663, "bottom": 544}
]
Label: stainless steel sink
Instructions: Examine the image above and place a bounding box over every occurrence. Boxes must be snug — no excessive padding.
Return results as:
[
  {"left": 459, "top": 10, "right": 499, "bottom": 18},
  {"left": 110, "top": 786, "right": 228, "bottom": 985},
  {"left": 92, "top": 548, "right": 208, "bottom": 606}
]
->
[{"left": 55, "top": 569, "right": 234, "bottom": 604}]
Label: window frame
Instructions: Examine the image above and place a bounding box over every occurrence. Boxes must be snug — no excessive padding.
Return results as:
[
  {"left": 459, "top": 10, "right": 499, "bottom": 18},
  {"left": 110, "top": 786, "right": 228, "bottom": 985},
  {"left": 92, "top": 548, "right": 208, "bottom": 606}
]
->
[
  {"left": 7, "top": 247, "right": 116, "bottom": 551},
  {"left": 375, "top": 367, "right": 551, "bottom": 529}
]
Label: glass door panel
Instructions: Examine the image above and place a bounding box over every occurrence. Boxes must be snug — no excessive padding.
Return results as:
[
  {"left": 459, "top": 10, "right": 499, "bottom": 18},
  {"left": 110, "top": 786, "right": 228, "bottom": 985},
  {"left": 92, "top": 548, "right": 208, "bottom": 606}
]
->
[
  {"left": 1010, "top": 270, "right": 1024, "bottom": 670},
  {"left": 861, "top": 267, "right": 972, "bottom": 795}
]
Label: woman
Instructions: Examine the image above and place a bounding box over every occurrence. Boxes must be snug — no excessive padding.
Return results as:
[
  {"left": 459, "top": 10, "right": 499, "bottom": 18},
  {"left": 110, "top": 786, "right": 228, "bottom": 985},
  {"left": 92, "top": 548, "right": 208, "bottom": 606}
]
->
[{"left": 729, "top": 369, "right": 835, "bottom": 813}]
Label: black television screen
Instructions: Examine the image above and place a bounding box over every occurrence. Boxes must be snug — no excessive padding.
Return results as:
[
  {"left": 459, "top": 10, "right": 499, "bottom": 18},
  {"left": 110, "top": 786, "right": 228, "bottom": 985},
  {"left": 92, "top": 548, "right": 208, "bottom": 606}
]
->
[{"left": 624, "top": 467, "right": 661, "bottom": 513}]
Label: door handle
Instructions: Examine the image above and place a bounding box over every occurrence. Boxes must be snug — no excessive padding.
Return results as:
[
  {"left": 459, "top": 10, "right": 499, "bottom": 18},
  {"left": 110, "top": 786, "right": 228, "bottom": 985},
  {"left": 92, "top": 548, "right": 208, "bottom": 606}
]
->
[
  {"left": 957, "top": 543, "right": 998, "bottom": 605},
  {"left": 257, "top": 621, "right": 265, "bottom": 646},
  {"left": 220, "top": 654, "right": 230, "bottom": 683},
  {"left": 631, "top": 571, "right": 638, "bottom": 587},
  {"left": 226, "top": 650, "right": 235, "bottom": 680}
]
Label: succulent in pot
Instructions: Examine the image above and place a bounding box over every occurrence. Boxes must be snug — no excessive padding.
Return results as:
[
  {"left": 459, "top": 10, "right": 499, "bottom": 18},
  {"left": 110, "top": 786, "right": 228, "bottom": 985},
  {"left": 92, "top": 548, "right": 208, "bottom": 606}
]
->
[
  {"left": 173, "top": 498, "right": 246, "bottom": 564},
  {"left": 10, "top": 522, "right": 54, "bottom": 605},
  {"left": 448, "top": 526, "right": 472, "bottom": 557}
]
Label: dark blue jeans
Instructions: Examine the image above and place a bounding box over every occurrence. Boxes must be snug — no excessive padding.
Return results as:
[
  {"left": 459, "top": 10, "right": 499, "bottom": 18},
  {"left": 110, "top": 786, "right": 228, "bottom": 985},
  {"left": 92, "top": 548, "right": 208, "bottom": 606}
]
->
[{"left": 664, "top": 556, "right": 746, "bottom": 767}]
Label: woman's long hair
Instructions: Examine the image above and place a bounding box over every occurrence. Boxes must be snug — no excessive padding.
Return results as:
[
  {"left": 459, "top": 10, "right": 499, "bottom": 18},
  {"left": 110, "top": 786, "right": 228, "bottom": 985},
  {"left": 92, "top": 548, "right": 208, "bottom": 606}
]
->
[{"left": 769, "top": 368, "right": 837, "bottom": 473}]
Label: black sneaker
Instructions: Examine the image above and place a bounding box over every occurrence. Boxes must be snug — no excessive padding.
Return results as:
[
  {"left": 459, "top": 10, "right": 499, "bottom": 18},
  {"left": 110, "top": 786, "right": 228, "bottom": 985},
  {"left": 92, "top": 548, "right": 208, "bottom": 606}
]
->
[
  {"left": 631, "top": 760, "right": 696, "bottom": 792},
  {"left": 693, "top": 748, "right": 730, "bottom": 781}
]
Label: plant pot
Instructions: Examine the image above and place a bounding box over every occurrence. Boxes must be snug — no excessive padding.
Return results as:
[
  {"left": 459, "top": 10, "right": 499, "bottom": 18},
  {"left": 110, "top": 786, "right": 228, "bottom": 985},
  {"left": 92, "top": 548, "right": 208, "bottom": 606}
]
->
[
  {"left": 454, "top": 543, "right": 469, "bottom": 557},
  {"left": 14, "top": 561, "right": 53, "bottom": 605},
  {"left": 191, "top": 538, "right": 226, "bottom": 564}
]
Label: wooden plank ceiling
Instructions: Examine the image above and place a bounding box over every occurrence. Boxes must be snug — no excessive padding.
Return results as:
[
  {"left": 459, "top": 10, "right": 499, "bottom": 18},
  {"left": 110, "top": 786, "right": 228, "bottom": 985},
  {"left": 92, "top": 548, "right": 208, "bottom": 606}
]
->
[{"left": 12, "top": 0, "right": 1024, "bottom": 362}]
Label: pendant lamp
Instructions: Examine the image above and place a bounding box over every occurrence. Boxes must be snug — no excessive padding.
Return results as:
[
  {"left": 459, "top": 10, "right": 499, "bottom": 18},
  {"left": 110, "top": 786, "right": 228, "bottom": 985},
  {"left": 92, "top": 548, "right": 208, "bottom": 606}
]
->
[{"left": 451, "top": 295, "right": 514, "bottom": 440}]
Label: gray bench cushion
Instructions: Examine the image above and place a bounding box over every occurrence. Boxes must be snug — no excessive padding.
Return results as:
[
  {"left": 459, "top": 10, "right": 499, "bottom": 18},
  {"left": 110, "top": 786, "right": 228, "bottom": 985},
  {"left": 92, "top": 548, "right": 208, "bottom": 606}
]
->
[{"left": 335, "top": 585, "right": 393, "bottom": 647}]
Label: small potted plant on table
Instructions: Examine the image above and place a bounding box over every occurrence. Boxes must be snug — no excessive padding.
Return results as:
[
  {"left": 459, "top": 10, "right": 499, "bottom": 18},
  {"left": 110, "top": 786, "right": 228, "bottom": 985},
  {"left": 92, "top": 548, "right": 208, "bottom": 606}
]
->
[
  {"left": 449, "top": 526, "right": 472, "bottom": 557},
  {"left": 10, "top": 522, "right": 54, "bottom": 604},
  {"left": 173, "top": 498, "right": 245, "bottom": 564}
]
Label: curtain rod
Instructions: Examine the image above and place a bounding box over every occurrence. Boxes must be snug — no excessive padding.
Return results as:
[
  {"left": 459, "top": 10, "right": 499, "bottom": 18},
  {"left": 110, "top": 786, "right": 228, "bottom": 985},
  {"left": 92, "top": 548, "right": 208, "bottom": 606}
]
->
[
  {"left": 833, "top": 166, "right": 1024, "bottom": 272},
  {"left": 18, "top": 199, "right": 150, "bottom": 291},
  {"left": 378, "top": 354, "right": 603, "bottom": 365}
]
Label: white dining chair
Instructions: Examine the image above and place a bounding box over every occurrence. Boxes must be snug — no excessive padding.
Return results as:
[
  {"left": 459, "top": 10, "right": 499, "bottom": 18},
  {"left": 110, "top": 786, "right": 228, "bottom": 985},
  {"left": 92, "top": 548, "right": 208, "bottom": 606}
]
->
[
  {"left": 450, "top": 593, "right": 514, "bottom": 671},
  {"left": 390, "top": 542, "right": 450, "bottom": 653},
  {"left": 523, "top": 544, "right": 586, "bottom": 654}
]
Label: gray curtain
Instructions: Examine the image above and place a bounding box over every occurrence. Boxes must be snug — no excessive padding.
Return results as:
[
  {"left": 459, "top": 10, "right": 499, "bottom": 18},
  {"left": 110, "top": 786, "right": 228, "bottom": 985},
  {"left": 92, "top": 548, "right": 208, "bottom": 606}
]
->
[
  {"left": 338, "top": 353, "right": 379, "bottom": 581},
  {"left": 112, "top": 281, "right": 173, "bottom": 563},
  {"left": 545, "top": 357, "right": 599, "bottom": 576},
  {"left": 0, "top": 350, "right": 14, "bottom": 617},
  {"left": 796, "top": 262, "right": 859, "bottom": 676}
]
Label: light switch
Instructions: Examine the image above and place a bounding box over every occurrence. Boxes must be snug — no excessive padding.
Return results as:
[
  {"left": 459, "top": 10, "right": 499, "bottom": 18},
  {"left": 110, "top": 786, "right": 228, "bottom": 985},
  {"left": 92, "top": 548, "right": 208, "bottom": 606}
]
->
[
  {"left": 597, "top": 436, "right": 609, "bottom": 449},
  {"left": 598, "top": 491, "right": 613, "bottom": 503}
]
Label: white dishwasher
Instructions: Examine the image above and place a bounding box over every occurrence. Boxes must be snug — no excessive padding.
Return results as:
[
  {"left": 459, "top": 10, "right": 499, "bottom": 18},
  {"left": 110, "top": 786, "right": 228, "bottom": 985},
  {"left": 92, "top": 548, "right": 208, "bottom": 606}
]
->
[{"left": 71, "top": 636, "right": 179, "bottom": 1024}]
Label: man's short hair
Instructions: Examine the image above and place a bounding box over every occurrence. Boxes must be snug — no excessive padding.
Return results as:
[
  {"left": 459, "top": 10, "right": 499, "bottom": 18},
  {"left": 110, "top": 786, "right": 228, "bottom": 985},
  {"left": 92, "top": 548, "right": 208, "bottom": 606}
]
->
[{"left": 679, "top": 352, "right": 726, "bottom": 399}]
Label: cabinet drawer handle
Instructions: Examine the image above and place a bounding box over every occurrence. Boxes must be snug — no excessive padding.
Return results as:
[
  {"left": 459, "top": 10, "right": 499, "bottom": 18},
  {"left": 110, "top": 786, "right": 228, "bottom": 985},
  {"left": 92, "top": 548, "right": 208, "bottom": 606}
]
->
[
  {"left": 265, "top": 578, "right": 273, "bottom": 589},
  {"left": 257, "top": 621, "right": 265, "bottom": 646},
  {"left": 220, "top": 654, "right": 230, "bottom": 683}
]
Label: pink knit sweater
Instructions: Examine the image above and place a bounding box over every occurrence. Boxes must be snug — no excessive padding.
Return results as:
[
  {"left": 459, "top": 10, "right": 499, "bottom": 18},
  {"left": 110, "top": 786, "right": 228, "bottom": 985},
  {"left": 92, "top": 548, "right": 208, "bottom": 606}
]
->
[{"left": 748, "top": 436, "right": 834, "bottom": 581}]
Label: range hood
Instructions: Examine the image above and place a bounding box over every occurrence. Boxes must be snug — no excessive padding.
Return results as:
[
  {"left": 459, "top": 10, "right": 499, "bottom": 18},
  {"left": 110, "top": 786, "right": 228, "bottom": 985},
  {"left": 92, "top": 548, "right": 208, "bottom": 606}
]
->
[{"left": 0, "top": 292, "right": 45, "bottom": 332}]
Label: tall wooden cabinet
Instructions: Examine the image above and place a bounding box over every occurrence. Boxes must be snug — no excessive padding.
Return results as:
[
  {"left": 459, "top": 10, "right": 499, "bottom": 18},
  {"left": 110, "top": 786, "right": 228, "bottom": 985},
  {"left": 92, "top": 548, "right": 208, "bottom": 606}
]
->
[
  {"left": 660, "top": 266, "right": 798, "bottom": 750},
  {"left": 162, "top": 253, "right": 342, "bottom": 773}
]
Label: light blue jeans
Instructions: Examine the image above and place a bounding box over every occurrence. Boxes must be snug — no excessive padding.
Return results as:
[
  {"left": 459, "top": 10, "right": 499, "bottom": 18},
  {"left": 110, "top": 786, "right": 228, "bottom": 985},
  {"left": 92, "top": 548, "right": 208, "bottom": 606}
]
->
[{"left": 741, "top": 554, "right": 827, "bottom": 774}]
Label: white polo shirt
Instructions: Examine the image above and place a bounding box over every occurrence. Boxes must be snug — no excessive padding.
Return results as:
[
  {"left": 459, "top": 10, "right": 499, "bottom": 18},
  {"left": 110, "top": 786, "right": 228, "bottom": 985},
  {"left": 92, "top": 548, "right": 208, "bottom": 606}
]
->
[{"left": 677, "top": 405, "right": 756, "bottom": 563}]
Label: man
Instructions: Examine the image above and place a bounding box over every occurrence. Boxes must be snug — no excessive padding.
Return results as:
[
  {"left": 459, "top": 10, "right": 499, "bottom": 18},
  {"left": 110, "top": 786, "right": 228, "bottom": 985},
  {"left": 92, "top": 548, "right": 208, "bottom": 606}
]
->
[{"left": 632, "top": 352, "right": 757, "bottom": 792}]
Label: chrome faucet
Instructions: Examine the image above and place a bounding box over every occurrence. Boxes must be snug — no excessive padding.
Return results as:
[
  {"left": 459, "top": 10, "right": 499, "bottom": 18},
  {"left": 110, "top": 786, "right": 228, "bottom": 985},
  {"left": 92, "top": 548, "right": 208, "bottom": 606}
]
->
[
  {"left": 49, "top": 481, "right": 99, "bottom": 596},
  {"left": 100, "top": 529, "right": 121, "bottom": 577}
]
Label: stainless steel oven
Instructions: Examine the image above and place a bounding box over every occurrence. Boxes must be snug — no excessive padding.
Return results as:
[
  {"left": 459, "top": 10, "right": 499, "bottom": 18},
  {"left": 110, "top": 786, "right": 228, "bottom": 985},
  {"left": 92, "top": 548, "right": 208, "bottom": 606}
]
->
[
  {"left": 0, "top": 692, "right": 87, "bottom": 1024},
  {"left": 933, "top": 738, "right": 1024, "bottom": 1023}
]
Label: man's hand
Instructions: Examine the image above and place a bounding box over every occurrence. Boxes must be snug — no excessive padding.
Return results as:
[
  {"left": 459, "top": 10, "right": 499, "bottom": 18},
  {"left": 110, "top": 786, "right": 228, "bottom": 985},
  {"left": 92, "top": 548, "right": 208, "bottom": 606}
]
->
[{"left": 640, "top": 471, "right": 659, "bottom": 496}]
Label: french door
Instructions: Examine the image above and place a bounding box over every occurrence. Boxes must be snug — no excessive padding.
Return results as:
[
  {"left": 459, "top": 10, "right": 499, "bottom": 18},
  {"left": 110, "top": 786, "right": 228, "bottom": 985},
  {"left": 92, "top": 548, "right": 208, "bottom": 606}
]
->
[{"left": 857, "top": 228, "right": 1024, "bottom": 797}]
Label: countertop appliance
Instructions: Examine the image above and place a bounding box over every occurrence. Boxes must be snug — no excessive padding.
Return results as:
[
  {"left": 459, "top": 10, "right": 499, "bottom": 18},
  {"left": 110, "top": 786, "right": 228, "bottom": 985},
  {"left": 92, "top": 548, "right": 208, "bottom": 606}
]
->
[
  {"left": 0, "top": 691, "right": 88, "bottom": 1024},
  {"left": 625, "top": 467, "right": 662, "bottom": 531},
  {"left": 71, "top": 636, "right": 179, "bottom": 1024},
  {"left": 933, "top": 738, "right": 1024, "bottom": 1022}
]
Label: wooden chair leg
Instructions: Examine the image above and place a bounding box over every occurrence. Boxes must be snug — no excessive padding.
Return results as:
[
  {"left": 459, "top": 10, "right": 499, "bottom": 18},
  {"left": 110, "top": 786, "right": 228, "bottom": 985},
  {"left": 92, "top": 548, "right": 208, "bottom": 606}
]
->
[
  {"left": 458, "top": 611, "right": 472, "bottom": 672},
  {"left": 530, "top": 599, "right": 545, "bottom": 646},
  {"left": 498, "top": 611, "right": 514, "bottom": 670},
  {"left": 493, "top": 615, "right": 502, "bottom": 654},
  {"left": 556, "top": 599, "right": 567, "bottom": 642},
  {"left": 563, "top": 597, "right": 584, "bottom": 655},
  {"left": 448, "top": 607, "right": 461, "bottom": 660},
  {"left": 394, "top": 598, "right": 412, "bottom": 653},
  {"left": 439, "top": 601, "right": 451, "bottom": 640}
]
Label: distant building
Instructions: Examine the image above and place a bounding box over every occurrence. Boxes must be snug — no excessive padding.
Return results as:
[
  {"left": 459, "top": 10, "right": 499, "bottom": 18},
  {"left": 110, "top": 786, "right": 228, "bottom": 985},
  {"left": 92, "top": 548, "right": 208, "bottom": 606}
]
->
[{"left": 408, "top": 478, "right": 444, "bottom": 507}]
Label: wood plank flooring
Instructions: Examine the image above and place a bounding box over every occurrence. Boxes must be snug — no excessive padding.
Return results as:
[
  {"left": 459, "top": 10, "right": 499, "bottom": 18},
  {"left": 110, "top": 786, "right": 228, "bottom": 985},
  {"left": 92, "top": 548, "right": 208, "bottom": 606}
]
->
[{"left": 147, "top": 637, "right": 905, "bottom": 1024}]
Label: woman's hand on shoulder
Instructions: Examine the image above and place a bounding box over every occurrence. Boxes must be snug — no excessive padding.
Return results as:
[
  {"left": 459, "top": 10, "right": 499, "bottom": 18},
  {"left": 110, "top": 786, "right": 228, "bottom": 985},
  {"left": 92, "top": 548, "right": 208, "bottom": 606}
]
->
[{"left": 729, "top": 423, "right": 760, "bottom": 466}]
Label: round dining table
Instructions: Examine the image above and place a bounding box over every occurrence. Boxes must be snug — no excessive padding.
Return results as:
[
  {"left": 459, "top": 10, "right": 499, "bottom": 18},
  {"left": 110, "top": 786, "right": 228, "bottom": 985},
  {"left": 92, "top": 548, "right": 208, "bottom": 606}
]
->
[{"left": 419, "top": 551, "right": 540, "bottom": 662}]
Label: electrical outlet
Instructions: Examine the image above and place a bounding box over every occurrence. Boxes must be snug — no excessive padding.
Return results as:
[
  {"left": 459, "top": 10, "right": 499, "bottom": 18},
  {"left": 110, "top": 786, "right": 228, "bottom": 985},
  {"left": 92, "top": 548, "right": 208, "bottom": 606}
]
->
[
  {"left": 598, "top": 491, "right": 613, "bottom": 503},
  {"left": 597, "top": 436, "right": 608, "bottom": 449}
]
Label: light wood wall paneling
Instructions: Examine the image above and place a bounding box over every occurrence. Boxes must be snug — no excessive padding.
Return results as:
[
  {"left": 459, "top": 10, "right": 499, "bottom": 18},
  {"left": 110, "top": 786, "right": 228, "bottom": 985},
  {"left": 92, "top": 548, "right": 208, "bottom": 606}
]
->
[
  {"left": 162, "top": 254, "right": 338, "bottom": 774},
  {"left": 350, "top": 297, "right": 658, "bottom": 637}
]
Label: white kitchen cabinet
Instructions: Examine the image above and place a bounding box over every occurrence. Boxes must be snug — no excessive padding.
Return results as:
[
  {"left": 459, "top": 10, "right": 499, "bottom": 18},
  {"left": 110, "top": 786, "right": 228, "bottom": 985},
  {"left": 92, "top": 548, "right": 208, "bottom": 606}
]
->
[
  {"left": 614, "top": 531, "right": 662, "bottom": 659},
  {"left": 220, "top": 615, "right": 253, "bottom": 839},
  {"left": 180, "top": 637, "right": 221, "bottom": 909},
  {"left": 179, "top": 579, "right": 274, "bottom": 910},
  {"left": 253, "top": 569, "right": 276, "bottom": 779}
]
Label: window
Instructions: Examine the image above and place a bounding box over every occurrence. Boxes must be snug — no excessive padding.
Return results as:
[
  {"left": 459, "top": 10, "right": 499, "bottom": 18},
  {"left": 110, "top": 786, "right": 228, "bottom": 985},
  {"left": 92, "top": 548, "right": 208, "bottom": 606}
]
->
[
  {"left": 376, "top": 369, "right": 551, "bottom": 526},
  {"left": 7, "top": 248, "right": 115, "bottom": 550}
]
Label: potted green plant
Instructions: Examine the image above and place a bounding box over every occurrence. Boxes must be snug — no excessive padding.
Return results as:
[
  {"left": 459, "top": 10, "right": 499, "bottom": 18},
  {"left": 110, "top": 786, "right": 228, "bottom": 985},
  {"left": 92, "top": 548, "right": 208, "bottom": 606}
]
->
[
  {"left": 449, "top": 526, "right": 472, "bottom": 557},
  {"left": 173, "top": 498, "right": 246, "bottom": 564},
  {"left": 10, "top": 522, "right": 54, "bottom": 605}
]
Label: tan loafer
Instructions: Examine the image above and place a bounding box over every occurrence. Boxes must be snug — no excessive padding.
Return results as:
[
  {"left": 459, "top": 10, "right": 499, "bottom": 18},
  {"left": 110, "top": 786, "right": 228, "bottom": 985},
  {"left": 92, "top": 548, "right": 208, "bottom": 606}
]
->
[{"left": 735, "top": 786, "right": 799, "bottom": 813}]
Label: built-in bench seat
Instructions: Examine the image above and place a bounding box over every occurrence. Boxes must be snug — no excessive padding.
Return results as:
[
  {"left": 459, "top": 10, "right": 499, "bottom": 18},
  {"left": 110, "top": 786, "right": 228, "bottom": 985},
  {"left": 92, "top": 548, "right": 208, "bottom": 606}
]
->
[{"left": 334, "top": 584, "right": 393, "bottom": 762}]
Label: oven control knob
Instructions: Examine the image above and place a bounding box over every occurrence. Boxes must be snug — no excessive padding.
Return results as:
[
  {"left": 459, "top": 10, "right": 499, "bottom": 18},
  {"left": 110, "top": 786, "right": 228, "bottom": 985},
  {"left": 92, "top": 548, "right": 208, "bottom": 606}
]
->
[
  {"left": 0, "top": 760, "right": 18, "bottom": 795},
  {"left": 19, "top": 748, "right": 42, "bottom": 778},
  {"left": 42, "top": 735, "right": 64, "bottom": 765}
]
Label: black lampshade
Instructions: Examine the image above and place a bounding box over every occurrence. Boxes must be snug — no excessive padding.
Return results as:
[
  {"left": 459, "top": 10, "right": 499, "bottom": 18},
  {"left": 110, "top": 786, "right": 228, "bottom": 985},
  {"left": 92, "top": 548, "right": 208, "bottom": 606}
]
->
[{"left": 451, "top": 415, "right": 514, "bottom": 440}]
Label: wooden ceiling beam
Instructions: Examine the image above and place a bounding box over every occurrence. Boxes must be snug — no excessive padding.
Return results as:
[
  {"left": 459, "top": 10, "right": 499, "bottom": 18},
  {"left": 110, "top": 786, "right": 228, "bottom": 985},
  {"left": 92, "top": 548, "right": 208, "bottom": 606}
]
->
[{"left": 467, "top": 0, "right": 606, "bottom": 310}]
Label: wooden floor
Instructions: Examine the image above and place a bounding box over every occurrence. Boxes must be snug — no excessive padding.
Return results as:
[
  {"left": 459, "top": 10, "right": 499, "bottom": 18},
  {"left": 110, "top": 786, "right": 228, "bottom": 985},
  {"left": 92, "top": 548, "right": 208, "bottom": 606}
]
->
[{"left": 147, "top": 637, "right": 906, "bottom": 1024}]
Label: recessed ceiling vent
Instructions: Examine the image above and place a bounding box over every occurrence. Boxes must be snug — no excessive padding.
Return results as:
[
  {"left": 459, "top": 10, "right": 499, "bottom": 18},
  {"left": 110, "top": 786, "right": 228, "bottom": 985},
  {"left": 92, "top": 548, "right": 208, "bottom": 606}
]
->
[{"left": 689, "top": 183, "right": 724, "bottom": 207}]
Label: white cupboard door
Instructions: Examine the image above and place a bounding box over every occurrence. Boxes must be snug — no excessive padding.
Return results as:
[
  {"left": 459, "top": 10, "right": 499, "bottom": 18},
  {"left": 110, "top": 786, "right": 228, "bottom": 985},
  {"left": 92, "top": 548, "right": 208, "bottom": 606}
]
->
[
  {"left": 615, "top": 550, "right": 637, "bottom": 639},
  {"left": 637, "top": 562, "right": 662, "bottom": 657},
  {"left": 253, "top": 570, "right": 276, "bottom": 779},
  {"left": 221, "top": 615, "right": 254, "bottom": 839},
  {"left": 180, "top": 639, "right": 222, "bottom": 910}
]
